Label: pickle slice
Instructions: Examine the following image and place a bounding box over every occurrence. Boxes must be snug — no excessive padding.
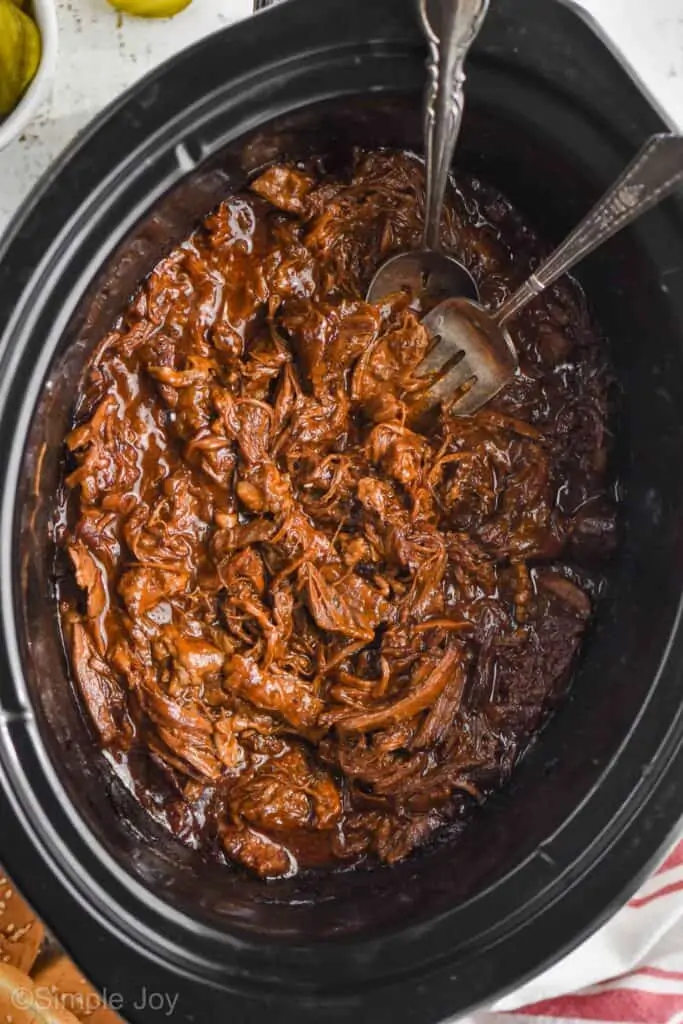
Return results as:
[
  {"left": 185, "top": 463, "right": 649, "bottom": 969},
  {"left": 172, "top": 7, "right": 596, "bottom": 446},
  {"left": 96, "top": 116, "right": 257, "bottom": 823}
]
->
[
  {"left": 18, "top": 6, "right": 40, "bottom": 91},
  {"left": 107, "top": 0, "right": 192, "bottom": 17},
  {"left": 0, "top": 1, "right": 41, "bottom": 116}
]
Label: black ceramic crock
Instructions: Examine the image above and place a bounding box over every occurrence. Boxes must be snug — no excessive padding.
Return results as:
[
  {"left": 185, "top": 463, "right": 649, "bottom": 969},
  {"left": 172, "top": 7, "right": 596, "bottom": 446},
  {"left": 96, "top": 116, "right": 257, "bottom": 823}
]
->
[{"left": 1, "top": 0, "right": 683, "bottom": 1020}]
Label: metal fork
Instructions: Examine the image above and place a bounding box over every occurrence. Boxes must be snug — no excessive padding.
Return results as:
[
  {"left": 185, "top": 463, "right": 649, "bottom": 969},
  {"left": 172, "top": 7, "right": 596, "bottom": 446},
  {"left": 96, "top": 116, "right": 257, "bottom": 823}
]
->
[{"left": 419, "top": 132, "right": 683, "bottom": 415}]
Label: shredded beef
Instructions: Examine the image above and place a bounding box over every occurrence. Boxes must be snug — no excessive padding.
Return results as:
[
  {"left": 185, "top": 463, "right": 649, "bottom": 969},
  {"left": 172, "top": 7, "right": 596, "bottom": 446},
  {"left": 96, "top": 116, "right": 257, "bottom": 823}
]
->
[{"left": 57, "top": 150, "right": 615, "bottom": 879}]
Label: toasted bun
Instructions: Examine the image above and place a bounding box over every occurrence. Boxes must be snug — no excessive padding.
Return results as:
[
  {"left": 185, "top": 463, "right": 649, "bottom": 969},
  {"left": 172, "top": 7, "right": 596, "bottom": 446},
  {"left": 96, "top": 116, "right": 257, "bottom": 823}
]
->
[
  {"left": 0, "top": 961, "right": 81, "bottom": 1024},
  {"left": 33, "top": 955, "right": 120, "bottom": 1022},
  {"left": 0, "top": 870, "right": 121, "bottom": 1024},
  {"left": 0, "top": 873, "right": 45, "bottom": 973}
]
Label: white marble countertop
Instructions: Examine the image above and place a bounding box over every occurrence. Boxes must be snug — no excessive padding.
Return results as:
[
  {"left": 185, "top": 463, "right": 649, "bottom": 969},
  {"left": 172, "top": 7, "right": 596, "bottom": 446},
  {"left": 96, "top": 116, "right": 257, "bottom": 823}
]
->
[{"left": 0, "top": 0, "right": 682, "bottom": 233}]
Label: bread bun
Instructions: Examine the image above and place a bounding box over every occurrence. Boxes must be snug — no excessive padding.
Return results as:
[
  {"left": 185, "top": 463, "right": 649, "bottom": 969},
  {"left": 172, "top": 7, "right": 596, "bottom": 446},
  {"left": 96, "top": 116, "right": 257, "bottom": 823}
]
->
[
  {"left": 0, "top": 873, "right": 45, "bottom": 973},
  {"left": 32, "top": 954, "right": 121, "bottom": 1022},
  {"left": 0, "top": 960, "right": 80, "bottom": 1023}
]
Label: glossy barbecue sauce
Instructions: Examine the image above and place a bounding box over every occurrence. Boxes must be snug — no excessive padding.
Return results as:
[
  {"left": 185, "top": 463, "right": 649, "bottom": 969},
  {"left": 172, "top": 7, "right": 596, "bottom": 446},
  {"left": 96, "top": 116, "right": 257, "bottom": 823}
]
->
[{"left": 57, "top": 151, "right": 616, "bottom": 879}]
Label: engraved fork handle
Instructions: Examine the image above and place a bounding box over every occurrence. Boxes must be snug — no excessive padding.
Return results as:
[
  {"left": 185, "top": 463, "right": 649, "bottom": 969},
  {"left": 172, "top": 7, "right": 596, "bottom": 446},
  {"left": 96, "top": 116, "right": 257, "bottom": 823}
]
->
[
  {"left": 420, "top": 0, "right": 490, "bottom": 252},
  {"left": 497, "top": 133, "right": 683, "bottom": 325}
]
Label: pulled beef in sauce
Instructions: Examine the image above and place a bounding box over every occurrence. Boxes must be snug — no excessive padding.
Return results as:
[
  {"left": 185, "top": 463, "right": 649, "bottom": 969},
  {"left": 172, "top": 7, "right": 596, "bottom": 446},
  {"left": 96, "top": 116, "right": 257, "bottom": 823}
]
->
[{"left": 57, "top": 150, "right": 615, "bottom": 879}]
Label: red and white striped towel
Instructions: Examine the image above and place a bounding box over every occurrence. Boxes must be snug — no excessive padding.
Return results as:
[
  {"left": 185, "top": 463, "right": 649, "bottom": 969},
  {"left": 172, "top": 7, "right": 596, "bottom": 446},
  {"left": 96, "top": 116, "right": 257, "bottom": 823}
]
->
[{"left": 462, "top": 835, "right": 683, "bottom": 1024}]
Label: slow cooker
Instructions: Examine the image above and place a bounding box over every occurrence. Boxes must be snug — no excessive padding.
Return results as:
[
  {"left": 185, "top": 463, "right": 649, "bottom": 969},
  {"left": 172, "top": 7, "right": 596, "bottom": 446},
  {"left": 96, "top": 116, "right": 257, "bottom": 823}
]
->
[{"left": 1, "top": 0, "right": 683, "bottom": 1020}]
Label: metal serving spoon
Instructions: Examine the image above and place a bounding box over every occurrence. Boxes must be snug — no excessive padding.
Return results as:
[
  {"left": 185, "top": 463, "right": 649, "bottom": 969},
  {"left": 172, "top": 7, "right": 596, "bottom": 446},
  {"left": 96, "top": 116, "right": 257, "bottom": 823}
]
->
[
  {"left": 366, "top": 0, "right": 489, "bottom": 306},
  {"left": 418, "top": 132, "right": 683, "bottom": 416}
]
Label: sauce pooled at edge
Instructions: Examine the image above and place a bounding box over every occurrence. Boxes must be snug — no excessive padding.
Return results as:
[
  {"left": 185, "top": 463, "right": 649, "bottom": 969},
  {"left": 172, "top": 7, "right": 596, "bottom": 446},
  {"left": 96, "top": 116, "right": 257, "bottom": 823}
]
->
[{"left": 56, "top": 150, "right": 616, "bottom": 879}]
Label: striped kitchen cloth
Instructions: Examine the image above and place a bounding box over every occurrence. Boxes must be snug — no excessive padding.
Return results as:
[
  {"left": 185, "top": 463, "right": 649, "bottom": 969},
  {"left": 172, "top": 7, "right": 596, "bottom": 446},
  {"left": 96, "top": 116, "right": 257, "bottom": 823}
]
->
[{"left": 462, "top": 836, "right": 683, "bottom": 1024}]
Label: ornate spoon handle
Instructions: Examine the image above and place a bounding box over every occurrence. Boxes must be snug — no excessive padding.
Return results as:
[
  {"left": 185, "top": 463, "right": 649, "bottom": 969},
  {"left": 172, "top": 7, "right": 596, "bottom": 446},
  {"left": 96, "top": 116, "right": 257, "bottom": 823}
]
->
[
  {"left": 497, "top": 133, "right": 683, "bottom": 325},
  {"left": 420, "top": 0, "right": 490, "bottom": 251}
]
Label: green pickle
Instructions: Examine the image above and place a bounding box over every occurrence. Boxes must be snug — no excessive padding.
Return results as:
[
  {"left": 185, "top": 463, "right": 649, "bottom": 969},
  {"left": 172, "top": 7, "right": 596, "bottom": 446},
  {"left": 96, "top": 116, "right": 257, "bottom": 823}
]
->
[
  {"left": 107, "top": 0, "right": 192, "bottom": 17},
  {"left": 0, "top": 0, "right": 41, "bottom": 117}
]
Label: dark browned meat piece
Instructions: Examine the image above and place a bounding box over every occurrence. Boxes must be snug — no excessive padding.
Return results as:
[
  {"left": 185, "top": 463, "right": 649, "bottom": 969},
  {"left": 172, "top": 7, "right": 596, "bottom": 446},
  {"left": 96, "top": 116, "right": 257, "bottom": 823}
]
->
[
  {"left": 59, "top": 149, "right": 614, "bottom": 879},
  {"left": 330, "top": 649, "right": 460, "bottom": 733},
  {"left": 117, "top": 565, "right": 189, "bottom": 618},
  {"left": 69, "top": 621, "right": 129, "bottom": 745},
  {"left": 298, "top": 562, "right": 388, "bottom": 641},
  {"left": 228, "top": 747, "right": 341, "bottom": 832},
  {"left": 68, "top": 542, "right": 107, "bottom": 620},
  {"left": 250, "top": 165, "right": 316, "bottom": 216},
  {"left": 225, "top": 654, "right": 323, "bottom": 730},
  {"left": 412, "top": 657, "right": 468, "bottom": 749},
  {"left": 221, "top": 824, "right": 295, "bottom": 879},
  {"left": 536, "top": 572, "right": 592, "bottom": 619}
]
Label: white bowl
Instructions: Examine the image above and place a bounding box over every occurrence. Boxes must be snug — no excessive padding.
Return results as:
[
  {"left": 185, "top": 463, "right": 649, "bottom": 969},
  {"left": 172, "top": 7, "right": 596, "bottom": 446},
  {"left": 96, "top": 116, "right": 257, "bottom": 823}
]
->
[{"left": 0, "top": 0, "right": 59, "bottom": 152}]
